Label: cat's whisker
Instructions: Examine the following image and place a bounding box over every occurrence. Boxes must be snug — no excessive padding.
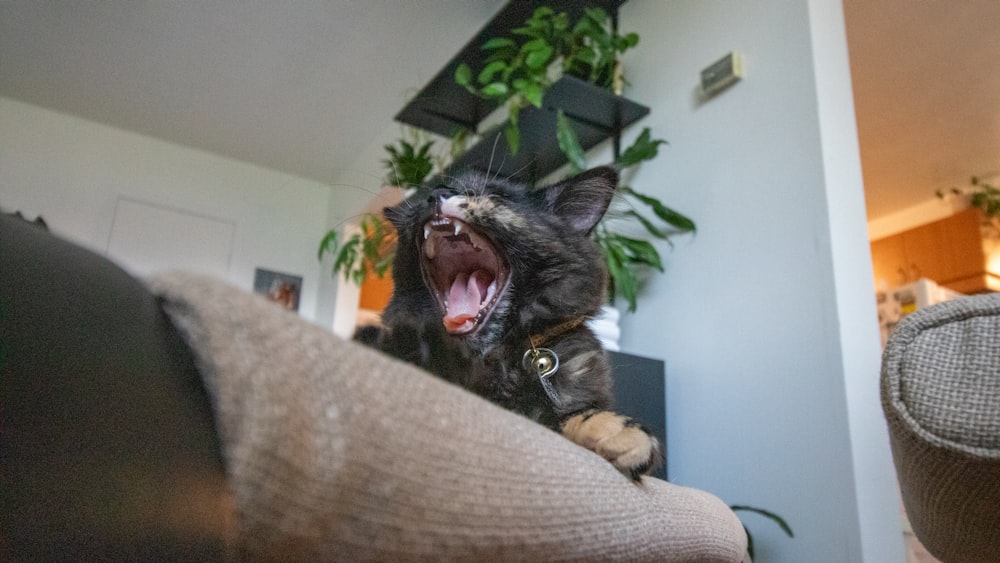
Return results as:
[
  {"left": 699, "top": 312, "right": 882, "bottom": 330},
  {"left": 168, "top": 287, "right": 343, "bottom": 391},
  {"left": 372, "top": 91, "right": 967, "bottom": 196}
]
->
[
  {"left": 486, "top": 131, "right": 503, "bottom": 180},
  {"left": 505, "top": 159, "right": 537, "bottom": 185}
]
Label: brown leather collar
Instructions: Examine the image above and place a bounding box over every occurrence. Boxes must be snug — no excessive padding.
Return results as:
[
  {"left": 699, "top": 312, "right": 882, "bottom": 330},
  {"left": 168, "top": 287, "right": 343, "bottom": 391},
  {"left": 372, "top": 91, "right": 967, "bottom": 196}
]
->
[{"left": 528, "top": 317, "right": 586, "bottom": 350}]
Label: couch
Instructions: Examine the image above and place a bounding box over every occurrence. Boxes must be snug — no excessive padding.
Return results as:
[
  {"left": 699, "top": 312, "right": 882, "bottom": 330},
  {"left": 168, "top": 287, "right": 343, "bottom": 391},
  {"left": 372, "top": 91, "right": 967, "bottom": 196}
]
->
[
  {"left": 1, "top": 212, "right": 747, "bottom": 561},
  {"left": 881, "top": 293, "right": 1000, "bottom": 563}
]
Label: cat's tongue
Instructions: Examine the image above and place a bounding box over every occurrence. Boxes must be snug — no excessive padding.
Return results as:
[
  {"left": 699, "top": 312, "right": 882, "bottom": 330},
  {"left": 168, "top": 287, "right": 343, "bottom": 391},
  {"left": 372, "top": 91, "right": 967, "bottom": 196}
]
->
[{"left": 444, "top": 270, "right": 491, "bottom": 333}]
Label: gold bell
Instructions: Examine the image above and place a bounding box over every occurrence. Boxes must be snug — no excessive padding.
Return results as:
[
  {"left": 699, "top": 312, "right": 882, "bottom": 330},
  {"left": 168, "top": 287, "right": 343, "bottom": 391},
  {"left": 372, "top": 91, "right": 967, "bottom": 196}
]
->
[{"left": 522, "top": 348, "right": 559, "bottom": 378}]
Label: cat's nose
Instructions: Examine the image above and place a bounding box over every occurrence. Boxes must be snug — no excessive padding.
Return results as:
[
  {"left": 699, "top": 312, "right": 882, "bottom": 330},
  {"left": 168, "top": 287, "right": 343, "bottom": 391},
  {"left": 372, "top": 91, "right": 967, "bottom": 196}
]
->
[
  {"left": 429, "top": 188, "right": 451, "bottom": 204},
  {"left": 429, "top": 188, "right": 452, "bottom": 213}
]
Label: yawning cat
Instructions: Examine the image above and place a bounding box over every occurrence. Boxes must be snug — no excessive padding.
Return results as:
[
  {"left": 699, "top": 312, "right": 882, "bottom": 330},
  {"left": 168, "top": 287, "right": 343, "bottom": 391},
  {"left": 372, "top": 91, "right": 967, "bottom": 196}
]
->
[{"left": 358, "top": 166, "right": 661, "bottom": 479}]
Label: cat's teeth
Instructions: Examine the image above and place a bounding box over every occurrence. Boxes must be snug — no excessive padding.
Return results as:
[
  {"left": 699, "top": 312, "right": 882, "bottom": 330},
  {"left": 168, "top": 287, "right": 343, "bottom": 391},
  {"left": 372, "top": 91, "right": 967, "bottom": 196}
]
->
[
  {"left": 454, "top": 223, "right": 462, "bottom": 236},
  {"left": 424, "top": 226, "right": 430, "bottom": 240},
  {"left": 482, "top": 280, "right": 497, "bottom": 309},
  {"left": 425, "top": 240, "right": 436, "bottom": 259}
]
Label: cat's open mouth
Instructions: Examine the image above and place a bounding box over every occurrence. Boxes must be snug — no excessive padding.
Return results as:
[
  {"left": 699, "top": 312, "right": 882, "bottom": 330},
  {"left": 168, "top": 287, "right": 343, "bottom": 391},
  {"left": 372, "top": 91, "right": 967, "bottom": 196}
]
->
[{"left": 420, "top": 216, "right": 509, "bottom": 335}]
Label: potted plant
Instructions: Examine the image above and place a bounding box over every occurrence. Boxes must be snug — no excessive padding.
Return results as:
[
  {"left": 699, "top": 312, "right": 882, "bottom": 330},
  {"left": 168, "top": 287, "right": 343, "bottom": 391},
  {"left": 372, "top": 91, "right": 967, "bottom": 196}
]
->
[
  {"left": 937, "top": 175, "right": 1000, "bottom": 234},
  {"left": 321, "top": 5, "right": 695, "bottom": 317},
  {"left": 317, "top": 130, "right": 439, "bottom": 285},
  {"left": 452, "top": 5, "right": 695, "bottom": 314},
  {"left": 454, "top": 6, "right": 638, "bottom": 154}
]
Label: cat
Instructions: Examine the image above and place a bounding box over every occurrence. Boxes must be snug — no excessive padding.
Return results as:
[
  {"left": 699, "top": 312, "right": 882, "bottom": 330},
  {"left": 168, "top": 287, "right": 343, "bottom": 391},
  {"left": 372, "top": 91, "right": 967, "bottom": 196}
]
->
[{"left": 357, "top": 166, "right": 661, "bottom": 479}]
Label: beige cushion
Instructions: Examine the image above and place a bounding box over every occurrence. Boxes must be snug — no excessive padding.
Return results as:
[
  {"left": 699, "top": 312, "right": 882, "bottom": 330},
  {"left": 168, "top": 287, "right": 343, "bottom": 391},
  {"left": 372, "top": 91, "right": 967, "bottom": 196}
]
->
[
  {"left": 150, "top": 272, "right": 747, "bottom": 562},
  {"left": 881, "top": 293, "right": 1000, "bottom": 563}
]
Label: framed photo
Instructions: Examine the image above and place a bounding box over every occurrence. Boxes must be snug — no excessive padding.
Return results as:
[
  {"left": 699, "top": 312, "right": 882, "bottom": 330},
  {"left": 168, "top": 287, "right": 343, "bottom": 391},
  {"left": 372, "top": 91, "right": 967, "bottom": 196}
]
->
[{"left": 253, "top": 268, "right": 303, "bottom": 312}]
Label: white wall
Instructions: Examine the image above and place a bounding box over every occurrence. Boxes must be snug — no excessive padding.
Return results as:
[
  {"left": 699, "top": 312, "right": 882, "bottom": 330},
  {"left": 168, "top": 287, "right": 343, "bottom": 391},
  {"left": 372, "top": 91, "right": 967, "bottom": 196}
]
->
[
  {"left": 614, "top": 1, "right": 902, "bottom": 561},
  {"left": 0, "top": 97, "right": 332, "bottom": 322},
  {"left": 315, "top": 121, "right": 414, "bottom": 331}
]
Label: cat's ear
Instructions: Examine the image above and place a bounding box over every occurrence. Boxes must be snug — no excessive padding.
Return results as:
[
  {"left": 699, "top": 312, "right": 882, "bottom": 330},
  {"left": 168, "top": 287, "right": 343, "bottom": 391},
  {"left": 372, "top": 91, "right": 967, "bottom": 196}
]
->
[
  {"left": 542, "top": 166, "right": 618, "bottom": 234},
  {"left": 382, "top": 204, "right": 406, "bottom": 229}
]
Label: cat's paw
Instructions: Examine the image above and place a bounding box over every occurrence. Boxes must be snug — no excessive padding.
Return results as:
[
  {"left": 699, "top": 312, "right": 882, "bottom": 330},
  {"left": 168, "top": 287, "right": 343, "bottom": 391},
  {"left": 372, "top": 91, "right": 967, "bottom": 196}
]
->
[{"left": 560, "top": 409, "right": 662, "bottom": 480}]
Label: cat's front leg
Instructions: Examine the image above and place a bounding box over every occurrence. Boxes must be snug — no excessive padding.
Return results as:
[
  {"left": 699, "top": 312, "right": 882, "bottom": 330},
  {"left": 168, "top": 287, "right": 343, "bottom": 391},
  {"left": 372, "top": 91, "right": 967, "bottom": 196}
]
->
[{"left": 560, "top": 409, "right": 662, "bottom": 480}]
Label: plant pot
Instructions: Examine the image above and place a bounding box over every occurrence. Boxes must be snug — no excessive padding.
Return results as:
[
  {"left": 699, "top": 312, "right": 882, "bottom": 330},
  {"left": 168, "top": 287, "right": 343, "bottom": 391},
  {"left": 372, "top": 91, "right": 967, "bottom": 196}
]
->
[{"left": 441, "top": 76, "right": 649, "bottom": 184}]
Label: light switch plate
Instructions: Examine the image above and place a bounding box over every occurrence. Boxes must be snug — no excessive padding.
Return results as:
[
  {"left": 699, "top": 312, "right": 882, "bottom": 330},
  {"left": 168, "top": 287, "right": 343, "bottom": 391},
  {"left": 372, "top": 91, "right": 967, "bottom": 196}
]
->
[{"left": 700, "top": 51, "right": 743, "bottom": 95}]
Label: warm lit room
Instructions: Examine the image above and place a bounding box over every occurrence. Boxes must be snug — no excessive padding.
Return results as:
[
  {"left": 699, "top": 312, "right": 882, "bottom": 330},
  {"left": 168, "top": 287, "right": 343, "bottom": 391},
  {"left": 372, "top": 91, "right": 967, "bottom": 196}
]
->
[{"left": 2, "top": 2, "right": 997, "bottom": 562}]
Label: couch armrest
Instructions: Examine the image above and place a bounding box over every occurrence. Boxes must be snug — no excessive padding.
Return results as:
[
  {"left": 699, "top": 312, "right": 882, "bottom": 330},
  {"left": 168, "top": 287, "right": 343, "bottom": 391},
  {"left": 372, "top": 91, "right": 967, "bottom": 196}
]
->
[
  {"left": 881, "top": 294, "right": 1000, "bottom": 563},
  {"left": 151, "top": 271, "right": 748, "bottom": 562}
]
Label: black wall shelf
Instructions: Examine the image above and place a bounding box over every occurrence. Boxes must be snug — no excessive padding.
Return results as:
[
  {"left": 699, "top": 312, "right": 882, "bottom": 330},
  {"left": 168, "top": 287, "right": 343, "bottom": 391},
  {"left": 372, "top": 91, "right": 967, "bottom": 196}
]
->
[
  {"left": 395, "top": 0, "right": 646, "bottom": 184},
  {"left": 447, "top": 76, "right": 648, "bottom": 182}
]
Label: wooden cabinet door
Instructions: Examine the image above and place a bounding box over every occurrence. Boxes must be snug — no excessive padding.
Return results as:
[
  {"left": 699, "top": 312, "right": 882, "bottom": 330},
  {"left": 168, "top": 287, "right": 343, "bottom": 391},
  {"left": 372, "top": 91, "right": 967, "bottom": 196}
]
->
[
  {"left": 871, "top": 234, "right": 909, "bottom": 288},
  {"left": 937, "top": 208, "right": 985, "bottom": 284},
  {"left": 870, "top": 208, "right": 988, "bottom": 289},
  {"left": 900, "top": 220, "right": 953, "bottom": 283}
]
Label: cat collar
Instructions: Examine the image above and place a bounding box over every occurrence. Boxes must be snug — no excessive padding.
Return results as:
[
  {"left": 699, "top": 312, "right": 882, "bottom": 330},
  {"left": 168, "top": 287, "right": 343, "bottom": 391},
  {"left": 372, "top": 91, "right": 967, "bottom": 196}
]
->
[{"left": 522, "top": 317, "right": 586, "bottom": 407}]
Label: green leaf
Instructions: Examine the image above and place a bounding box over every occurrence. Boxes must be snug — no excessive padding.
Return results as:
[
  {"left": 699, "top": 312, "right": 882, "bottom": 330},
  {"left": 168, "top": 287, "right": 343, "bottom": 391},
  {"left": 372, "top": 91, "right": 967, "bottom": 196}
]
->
[
  {"left": 625, "top": 209, "right": 668, "bottom": 239},
  {"left": 730, "top": 505, "right": 795, "bottom": 538},
  {"left": 318, "top": 229, "right": 338, "bottom": 261},
  {"left": 525, "top": 43, "right": 553, "bottom": 69},
  {"left": 372, "top": 249, "right": 395, "bottom": 278},
  {"left": 384, "top": 138, "right": 435, "bottom": 187},
  {"left": 455, "top": 63, "right": 472, "bottom": 86},
  {"left": 334, "top": 236, "right": 360, "bottom": 279},
  {"left": 520, "top": 80, "right": 544, "bottom": 108},
  {"left": 481, "top": 82, "right": 509, "bottom": 97},
  {"left": 477, "top": 60, "right": 507, "bottom": 84},
  {"left": 531, "top": 6, "right": 554, "bottom": 19},
  {"left": 552, "top": 11, "right": 569, "bottom": 32},
  {"left": 744, "top": 525, "right": 755, "bottom": 560},
  {"left": 521, "top": 37, "right": 549, "bottom": 53},
  {"left": 576, "top": 48, "right": 597, "bottom": 65},
  {"left": 505, "top": 121, "right": 520, "bottom": 154},
  {"left": 584, "top": 7, "right": 608, "bottom": 24},
  {"left": 481, "top": 37, "right": 516, "bottom": 50},
  {"left": 616, "top": 235, "right": 663, "bottom": 270},
  {"left": 594, "top": 230, "right": 642, "bottom": 313},
  {"left": 601, "top": 235, "right": 639, "bottom": 312},
  {"left": 556, "top": 110, "right": 586, "bottom": 172},
  {"left": 622, "top": 187, "right": 697, "bottom": 233},
  {"left": 617, "top": 128, "right": 667, "bottom": 167},
  {"left": 510, "top": 25, "right": 536, "bottom": 38}
]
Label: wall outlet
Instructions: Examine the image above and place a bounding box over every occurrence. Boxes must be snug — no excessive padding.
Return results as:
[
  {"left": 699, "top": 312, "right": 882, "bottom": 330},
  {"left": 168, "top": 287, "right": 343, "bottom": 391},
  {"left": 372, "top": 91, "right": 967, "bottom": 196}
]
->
[{"left": 700, "top": 51, "right": 743, "bottom": 96}]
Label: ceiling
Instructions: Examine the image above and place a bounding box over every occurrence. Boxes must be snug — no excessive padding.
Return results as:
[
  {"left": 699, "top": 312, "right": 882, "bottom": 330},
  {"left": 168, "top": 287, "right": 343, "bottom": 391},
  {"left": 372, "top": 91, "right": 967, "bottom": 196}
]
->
[
  {"left": 0, "top": 1, "right": 504, "bottom": 185},
  {"left": 844, "top": 0, "right": 1000, "bottom": 219},
  {"left": 2, "top": 1, "right": 999, "bottom": 222}
]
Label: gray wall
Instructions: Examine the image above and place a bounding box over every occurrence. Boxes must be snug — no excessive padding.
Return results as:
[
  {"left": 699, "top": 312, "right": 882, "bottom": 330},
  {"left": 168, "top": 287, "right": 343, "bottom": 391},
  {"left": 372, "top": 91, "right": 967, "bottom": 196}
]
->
[{"left": 615, "top": 1, "right": 902, "bottom": 561}]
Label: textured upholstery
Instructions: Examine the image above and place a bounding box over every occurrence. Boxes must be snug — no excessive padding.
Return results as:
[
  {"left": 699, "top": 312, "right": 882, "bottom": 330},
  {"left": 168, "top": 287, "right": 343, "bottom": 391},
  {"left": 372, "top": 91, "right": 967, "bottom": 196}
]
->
[
  {"left": 0, "top": 211, "right": 747, "bottom": 561},
  {"left": 881, "top": 294, "right": 1000, "bottom": 563},
  {"left": 151, "top": 272, "right": 748, "bottom": 562}
]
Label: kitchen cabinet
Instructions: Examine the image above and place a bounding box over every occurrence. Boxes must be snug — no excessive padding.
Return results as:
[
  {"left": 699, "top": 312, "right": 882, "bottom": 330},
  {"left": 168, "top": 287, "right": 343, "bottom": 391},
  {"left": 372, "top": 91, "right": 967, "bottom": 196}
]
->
[{"left": 871, "top": 207, "right": 1000, "bottom": 293}]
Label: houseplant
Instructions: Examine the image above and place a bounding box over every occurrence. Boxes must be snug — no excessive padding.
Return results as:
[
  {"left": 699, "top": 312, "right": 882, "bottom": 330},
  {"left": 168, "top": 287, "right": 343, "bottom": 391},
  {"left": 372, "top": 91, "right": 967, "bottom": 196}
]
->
[
  {"left": 730, "top": 504, "right": 795, "bottom": 559},
  {"left": 937, "top": 175, "right": 1000, "bottom": 232},
  {"left": 570, "top": 123, "right": 696, "bottom": 312},
  {"left": 322, "top": 5, "right": 695, "bottom": 314},
  {"left": 454, "top": 6, "right": 638, "bottom": 154},
  {"left": 317, "top": 131, "right": 439, "bottom": 285},
  {"left": 453, "top": 5, "right": 693, "bottom": 312}
]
